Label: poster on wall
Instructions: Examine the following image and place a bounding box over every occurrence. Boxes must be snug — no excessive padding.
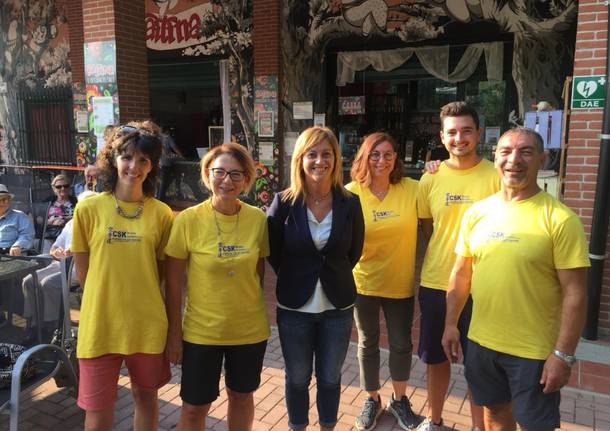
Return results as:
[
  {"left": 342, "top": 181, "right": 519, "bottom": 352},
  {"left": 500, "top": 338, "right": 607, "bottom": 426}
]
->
[
  {"left": 338, "top": 96, "right": 365, "bottom": 115},
  {"left": 259, "top": 141, "right": 274, "bottom": 165},
  {"left": 92, "top": 96, "right": 114, "bottom": 151},
  {"left": 293, "top": 101, "right": 313, "bottom": 120},
  {"left": 84, "top": 41, "right": 117, "bottom": 85},
  {"left": 314, "top": 113, "right": 326, "bottom": 127},
  {"left": 258, "top": 111, "right": 274, "bottom": 137}
]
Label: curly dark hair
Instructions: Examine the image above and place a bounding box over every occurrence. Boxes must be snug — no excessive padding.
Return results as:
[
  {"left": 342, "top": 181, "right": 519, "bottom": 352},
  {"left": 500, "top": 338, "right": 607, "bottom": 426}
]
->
[{"left": 96, "top": 120, "right": 163, "bottom": 197}]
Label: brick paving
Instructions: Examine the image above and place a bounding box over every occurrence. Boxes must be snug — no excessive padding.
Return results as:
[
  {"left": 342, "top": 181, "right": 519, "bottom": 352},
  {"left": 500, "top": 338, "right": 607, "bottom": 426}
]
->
[{"left": 2, "top": 326, "right": 610, "bottom": 431}]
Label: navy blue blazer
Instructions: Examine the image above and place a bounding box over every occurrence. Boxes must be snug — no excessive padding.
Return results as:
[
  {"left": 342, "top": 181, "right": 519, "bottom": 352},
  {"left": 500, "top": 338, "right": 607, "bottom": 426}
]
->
[{"left": 267, "top": 187, "right": 365, "bottom": 309}]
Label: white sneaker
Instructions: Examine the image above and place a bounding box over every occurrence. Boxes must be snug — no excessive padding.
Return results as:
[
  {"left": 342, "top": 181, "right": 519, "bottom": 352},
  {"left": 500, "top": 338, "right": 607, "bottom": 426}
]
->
[{"left": 415, "top": 418, "right": 444, "bottom": 431}]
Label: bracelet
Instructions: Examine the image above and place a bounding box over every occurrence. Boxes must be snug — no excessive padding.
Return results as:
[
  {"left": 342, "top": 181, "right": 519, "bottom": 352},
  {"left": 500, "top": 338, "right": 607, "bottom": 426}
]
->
[{"left": 553, "top": 349, "right": 576, "bottom": 367}]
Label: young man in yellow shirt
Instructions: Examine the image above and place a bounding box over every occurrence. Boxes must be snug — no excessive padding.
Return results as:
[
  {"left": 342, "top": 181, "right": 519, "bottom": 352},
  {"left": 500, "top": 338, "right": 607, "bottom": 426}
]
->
[
  {"left": 443, "top": 128, "right": 589, "bottom": 431},
  {"left": 416, "top": 102, "right": 498, "bottom": 431}
]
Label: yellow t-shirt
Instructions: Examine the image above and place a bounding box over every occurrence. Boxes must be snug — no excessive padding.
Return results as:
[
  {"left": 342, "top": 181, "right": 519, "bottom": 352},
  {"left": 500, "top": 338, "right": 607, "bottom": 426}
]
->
[
  {"left": 417, "top": 159, "right": 499, "bottom": 290},
  {"left": 456, "top": 191, "right": 590, "bottom": 360},
  {"left": 346, "top": 178, "right": 418, "bottom": 298},
  {"left": 165, "top": 200, "right": 270, "bottom": 346},
  {"left": 71, "top": 193, "right": 173, "bottom": 358}
]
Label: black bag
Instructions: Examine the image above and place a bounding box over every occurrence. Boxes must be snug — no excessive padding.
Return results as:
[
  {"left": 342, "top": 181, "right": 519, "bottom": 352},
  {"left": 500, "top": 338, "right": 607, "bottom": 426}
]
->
[{"left": 0, "top": 343, "right": 33, "bottom": 388}]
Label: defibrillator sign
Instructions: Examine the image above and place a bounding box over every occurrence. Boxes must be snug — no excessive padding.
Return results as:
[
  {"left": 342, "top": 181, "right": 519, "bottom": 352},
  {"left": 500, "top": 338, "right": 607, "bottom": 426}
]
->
[{"left": 572, "top": 75, "right": 606, "bottom": 109}]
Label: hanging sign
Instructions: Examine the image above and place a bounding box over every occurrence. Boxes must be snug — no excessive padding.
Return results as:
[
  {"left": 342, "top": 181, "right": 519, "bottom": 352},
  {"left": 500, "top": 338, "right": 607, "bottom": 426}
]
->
[
  {"left": 571, "top": 75, "right": 606, "bottom": 109},
  {"left": 338, "top": 96, "right": 365, "bottom": 115}
]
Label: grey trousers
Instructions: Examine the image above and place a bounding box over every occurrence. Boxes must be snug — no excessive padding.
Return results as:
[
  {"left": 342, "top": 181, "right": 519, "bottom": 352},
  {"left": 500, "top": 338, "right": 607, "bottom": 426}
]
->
[{"left": 354, "top": 294, "right": 415, "bottom": 391}]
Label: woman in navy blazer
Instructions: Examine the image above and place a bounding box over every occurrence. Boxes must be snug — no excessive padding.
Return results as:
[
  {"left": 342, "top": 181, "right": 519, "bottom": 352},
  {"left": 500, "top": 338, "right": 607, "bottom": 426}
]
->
[{"left": 267, "top": 126, "right": 364, "bottom": 431}]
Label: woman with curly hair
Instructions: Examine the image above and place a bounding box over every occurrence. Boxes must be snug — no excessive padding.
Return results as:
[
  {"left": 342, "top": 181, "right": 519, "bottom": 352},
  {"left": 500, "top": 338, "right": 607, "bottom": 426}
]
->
[{"left": 71, "top": 121, "right": 174, "bottom": 431}]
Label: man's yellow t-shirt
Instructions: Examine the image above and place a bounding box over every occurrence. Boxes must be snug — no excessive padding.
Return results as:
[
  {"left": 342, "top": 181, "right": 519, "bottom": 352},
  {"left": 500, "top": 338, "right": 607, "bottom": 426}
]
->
[
  {"left": 346, "top": 178, "right": 418, "bottom": 298},
  {"left": 417, "top": 159, "right": 499, "bottom": 290},
  {"left": 456, "top": 191, "right": 590, "bottom": 360},
  {"left": 71, "top": 193, "right": 173, "bottom": 358},
  {"left": 165, "top": 200, "right": 270, "bottom": 346}
]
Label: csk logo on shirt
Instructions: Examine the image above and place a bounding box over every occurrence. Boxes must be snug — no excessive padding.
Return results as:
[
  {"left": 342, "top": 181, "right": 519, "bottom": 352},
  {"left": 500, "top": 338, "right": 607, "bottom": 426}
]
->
[
  {"left": 217, "top": 242, "right": 248, "bottom": 258},
  {"left": 106, "top": 227, "right": 142, "bottom": 244},
  {"left": 486, "top": 231, "right": 520, "bottom": 243},
  {"left": 371, "top": 209, "right": 399, "bottom": 222},
  {"left": 445, "top": 193, "right": 473, "bottom": 206}
]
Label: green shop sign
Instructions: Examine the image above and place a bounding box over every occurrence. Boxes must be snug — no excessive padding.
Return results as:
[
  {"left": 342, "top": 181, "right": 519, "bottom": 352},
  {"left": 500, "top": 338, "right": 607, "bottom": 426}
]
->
[{"left": 571, "top": 75, "right": 606, "bottom": 109}]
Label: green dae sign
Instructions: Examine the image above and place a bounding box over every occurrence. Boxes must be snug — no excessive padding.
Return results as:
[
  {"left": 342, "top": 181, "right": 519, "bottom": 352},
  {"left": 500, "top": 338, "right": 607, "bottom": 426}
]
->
[{"left": 571, "top": 75, "right": 606, "bottom": 109}]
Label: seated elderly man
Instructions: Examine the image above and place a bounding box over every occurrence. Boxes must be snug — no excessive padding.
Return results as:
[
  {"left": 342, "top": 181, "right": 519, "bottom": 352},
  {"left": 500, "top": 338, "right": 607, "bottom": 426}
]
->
[{"left": 0, "top": 183, "right": 35, "bottom": 328}]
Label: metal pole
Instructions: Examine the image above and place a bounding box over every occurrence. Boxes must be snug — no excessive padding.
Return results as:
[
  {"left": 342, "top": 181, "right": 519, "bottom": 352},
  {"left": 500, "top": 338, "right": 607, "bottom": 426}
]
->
[{"left": 582, "top": 3, "right": 610, "bottom": 340}]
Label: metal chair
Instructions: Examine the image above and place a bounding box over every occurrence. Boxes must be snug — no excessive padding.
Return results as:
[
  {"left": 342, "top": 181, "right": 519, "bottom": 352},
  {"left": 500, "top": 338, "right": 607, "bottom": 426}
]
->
[{"left": 0, "top": 256, "right": 78, "bottom": 431}]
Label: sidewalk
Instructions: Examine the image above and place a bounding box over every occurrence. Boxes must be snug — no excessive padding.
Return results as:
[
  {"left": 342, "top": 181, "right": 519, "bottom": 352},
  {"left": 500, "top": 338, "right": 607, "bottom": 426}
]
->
[{"left": 2, "top": 325, "right": 610, "bottom": 431}]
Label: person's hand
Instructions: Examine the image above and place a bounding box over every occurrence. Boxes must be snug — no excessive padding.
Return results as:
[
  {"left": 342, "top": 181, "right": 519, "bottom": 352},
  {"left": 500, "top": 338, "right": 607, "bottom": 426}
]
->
[
  {"left": 423, "top": 160, "right": 441, "bottom": 174},
  {"left": 9, "top": 246, "right": 22, "bottom": 256},
  {"left": 442, "top": 325, "right": 462, "bottom": 363},
  {"left": 540, "top": 354, "right": 571, "bottom": 394},
  {"left": 165, "top": 328, "right": 183, "bottom": 365},
  {"left": 51, "top": 246, "right": 67, "bottom": 259}
]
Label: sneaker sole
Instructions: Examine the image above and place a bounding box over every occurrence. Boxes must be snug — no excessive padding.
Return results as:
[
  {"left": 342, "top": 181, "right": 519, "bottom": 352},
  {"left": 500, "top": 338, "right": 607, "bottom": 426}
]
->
[
  {"left": 386, "top": 403, "right": 419, "bottom": 430},
  {"left": 355, "top": 408, "right": 383, "bottom": 431}
]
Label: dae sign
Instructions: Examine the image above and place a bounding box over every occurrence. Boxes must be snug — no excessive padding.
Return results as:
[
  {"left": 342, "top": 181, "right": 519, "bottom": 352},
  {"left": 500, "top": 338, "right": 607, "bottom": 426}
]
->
[{"left": 571, "top": 75, "right": 606, "bottom": 109}]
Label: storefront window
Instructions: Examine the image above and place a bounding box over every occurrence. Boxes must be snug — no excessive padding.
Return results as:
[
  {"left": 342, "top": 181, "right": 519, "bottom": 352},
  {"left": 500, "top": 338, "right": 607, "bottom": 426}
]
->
[{"left": 417, "top": 79, "right": 457, "bottom": 111}]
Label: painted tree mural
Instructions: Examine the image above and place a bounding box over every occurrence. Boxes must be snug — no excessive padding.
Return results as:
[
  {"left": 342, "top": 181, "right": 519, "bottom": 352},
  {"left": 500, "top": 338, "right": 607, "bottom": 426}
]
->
[
  {"left": 281, "top": 0, "right": 577, "bottom": 133},
  {"left": 183, "top": 0, "right": 254, "bottom": 151},
  {"left": 0, "top": 0, "right": 71, "bottom": 164}
]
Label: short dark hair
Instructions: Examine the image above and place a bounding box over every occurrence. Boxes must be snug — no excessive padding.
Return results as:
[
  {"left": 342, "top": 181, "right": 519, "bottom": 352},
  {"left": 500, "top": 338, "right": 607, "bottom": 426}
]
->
[
  {"left": 440, "top": 101, "right": 480, "bottom": 129},
  {"left": 200, "top": 143, "right": 256, "bottom": 192},
  {"left": 96, "top": 120, "right": 163, "bottom": 197},
  {"left": 499, "top": 127, "right": 544, "bottom": 153}
]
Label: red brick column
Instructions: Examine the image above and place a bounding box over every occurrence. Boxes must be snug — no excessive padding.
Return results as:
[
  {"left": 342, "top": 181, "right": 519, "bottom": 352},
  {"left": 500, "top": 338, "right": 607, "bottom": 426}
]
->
[
  {"left": 65, "top": 0, "right": 85, "bottom": 84},
  {"left": 253, "top": 0, "right": 280, "bottom": 76},
  {"left": 565, "top": 0, "right": 610, "bottom": 337},
  {"left": 82, "top": 0, "right": 149, "bottom": 122}
]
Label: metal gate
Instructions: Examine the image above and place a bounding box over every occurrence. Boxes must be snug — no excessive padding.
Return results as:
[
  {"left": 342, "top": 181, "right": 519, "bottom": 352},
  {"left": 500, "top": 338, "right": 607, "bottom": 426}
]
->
[{"left": 16, "top": 87, "right": 75, "bottom": 165}]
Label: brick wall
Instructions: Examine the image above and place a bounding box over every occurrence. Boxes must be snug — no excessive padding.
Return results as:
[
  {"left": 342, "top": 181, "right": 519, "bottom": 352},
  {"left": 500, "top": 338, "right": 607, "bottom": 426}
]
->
[
  {"left": 81, "top": 0, "right": 149, "bottom": 121},
  {"left": 113, "top": 0, "right": 149, "bottom": 121},
  {"left": 65, "top": 0, "right": 85, "bottom": 83},
  {"left": 564, "top": 0, "right": 610, "bottom": 337},
  {"left": 253, "top": 0, "right": 280, "bottom": 75}
]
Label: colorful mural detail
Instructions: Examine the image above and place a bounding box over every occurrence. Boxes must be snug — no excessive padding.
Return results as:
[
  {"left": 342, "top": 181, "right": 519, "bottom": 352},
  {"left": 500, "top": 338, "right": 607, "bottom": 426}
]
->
[
  {"left": 84, "top": 41, "right": 120, "bottom": 153},
  {"left": 0, "top": 0, "right": 71, "bottom": 164},
  {"left": 281, "top": 0, "right": 577, "bottom": 134},
  {"left": 253, "top": 75, "right": 280, "bottom": 210},
  {"left": 72, "top": 82, "right": 94, "bottom": 167}
]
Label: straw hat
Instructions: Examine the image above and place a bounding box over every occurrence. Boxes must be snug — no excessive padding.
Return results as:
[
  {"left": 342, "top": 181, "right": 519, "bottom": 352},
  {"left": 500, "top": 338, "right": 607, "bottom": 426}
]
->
[{"left": 0, "top": 184, "right": 15, "bottom": 198}]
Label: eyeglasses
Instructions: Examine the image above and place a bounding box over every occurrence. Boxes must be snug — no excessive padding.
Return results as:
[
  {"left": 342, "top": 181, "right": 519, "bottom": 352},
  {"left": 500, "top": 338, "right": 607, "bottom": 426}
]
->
[
  {"left": 53, "top": 184, "right": 70, "bottom": 190},
  {"left": 369, "top": 151, "right": 396, "bottom": 161},
  {"left": 210, "top": 168, "right": 246, "bottom": 182}
]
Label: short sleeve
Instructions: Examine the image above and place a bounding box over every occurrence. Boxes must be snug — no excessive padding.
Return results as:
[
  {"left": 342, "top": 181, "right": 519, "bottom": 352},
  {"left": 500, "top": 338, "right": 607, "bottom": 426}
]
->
[
  {"left": 71, "top": 205, "right": 89, "bottom": 253},
  {"left": 552, "top": 215, "right": 591, "bottom": 269},
  {"left": 165, "top": 211, "right": 189, "bottom": 260},
  {"left": 417, "top": 174, "right": 432, "bottom": 219},
  {"left": 156, "top": 206, "right": 174, "bottom": 260},
  {"left": 454, "top": 208, "right": 474, "bottom": 258}
]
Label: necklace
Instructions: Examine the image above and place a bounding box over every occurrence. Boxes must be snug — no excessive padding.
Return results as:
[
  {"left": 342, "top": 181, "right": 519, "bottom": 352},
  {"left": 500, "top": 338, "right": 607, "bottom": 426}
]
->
[
  {"left": 113, "top": 193, "right": 144, "bottom": 219},
  {"left": 311, "top": 190, "right": 331, "bottom": 205},
  {"left": 370, "top": 185, "right": 389, "bottom": 200},
  {"left": 211, "top": 202, "right": 240, "bottom": 277}
]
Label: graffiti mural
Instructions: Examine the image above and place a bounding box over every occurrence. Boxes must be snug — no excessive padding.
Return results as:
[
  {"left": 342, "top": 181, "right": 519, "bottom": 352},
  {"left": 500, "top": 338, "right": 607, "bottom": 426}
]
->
[
  {"left": 0, "top": 0, "right": 71, "bottom": 164},
  {"left": 281, "top": 0, "right": 577, "bottom": 133}
]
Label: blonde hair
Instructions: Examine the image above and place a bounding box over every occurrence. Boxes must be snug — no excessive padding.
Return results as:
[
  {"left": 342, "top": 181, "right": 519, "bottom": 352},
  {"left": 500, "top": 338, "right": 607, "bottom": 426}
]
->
[
  {"left": 283, "top": 126, "right": 346, "bottom": 204},
  {"left": 51, "top": 174, "right": 70, "bottom": 187},
  {"left": 200, "top": 143, "right": 256, "bottom": 192}
]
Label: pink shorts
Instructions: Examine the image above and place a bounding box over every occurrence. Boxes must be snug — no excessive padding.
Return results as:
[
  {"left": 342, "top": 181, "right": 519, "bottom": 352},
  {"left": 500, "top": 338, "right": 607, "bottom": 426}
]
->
[{"left": 77, "top": 353, "right": 171, "bottom": 411}]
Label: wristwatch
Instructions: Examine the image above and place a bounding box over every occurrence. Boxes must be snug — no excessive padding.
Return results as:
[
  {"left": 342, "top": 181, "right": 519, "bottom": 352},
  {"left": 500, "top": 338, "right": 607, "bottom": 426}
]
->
[{"left": 553, "top": 350, "right": 577, "bottom": 367}]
